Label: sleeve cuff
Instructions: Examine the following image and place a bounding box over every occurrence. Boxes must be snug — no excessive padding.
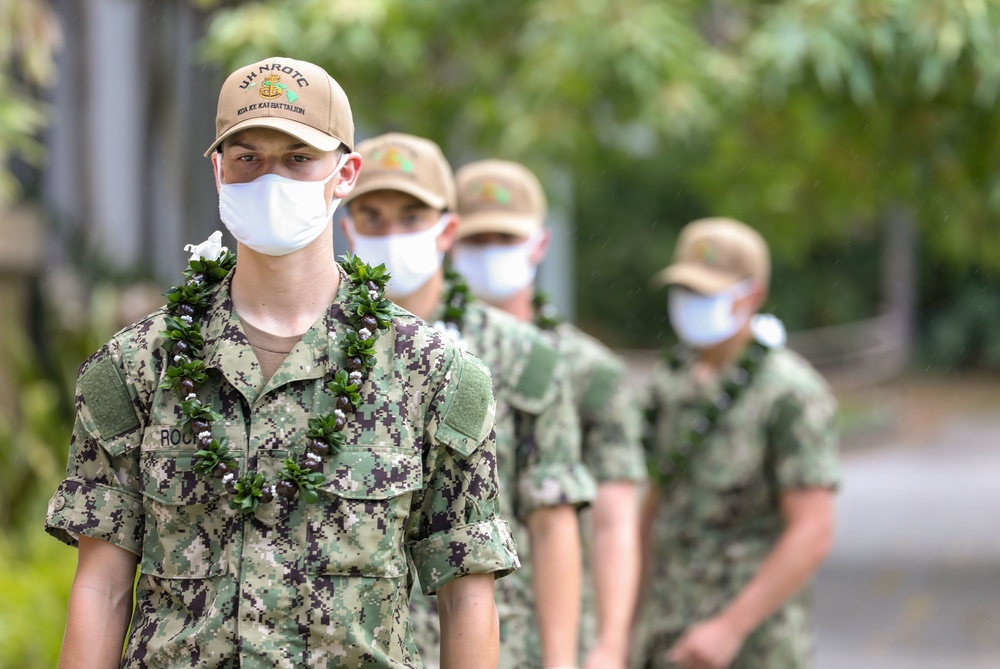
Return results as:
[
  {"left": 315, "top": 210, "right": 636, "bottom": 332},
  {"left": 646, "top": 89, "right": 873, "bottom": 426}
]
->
[
  {"left": 584, "top": 440, "right": 648, "bottom": 483},
  {"left": 44, "top": 478, "right": 143, "bottom": 556},
  {"left": 517, "top": 461, "right": 597, "bottom": 519},
  {"left": 411, "top": 519, "right": 520, "bottom": 595}
]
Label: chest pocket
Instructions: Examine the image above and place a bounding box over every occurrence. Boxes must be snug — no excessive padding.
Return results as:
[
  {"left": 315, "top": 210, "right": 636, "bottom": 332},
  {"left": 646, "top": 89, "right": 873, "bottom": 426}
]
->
[
  {"left": 138, "top": 424, "right": 243, "bottom": 579},
  {"left": 305, "top": 445, "right": 422, "bottom": 578}
]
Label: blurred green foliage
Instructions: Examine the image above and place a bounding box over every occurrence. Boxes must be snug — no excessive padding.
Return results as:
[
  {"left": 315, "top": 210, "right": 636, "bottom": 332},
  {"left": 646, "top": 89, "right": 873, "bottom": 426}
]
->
[
  {"left": 0, "top": 0, "right": 60, "bottom": 202},
  {"left": 0, "top": 282, "right": 123, "bottom": 668},
  {"left": 0, "top": 523, "right": 75, "bottom": 668},
  {"left": 198, "top": 0, "right": 1000, "bottom": 359},
  {"left": 923, "top": 272, "right": 1000, "bottom": 371},
  {"left": 696, "top": 0, "right": 1000, "bottom": 272}
]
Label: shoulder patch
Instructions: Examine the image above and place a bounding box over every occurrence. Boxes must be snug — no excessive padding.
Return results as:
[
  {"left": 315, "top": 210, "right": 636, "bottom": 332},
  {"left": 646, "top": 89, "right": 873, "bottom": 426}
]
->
[
  {"left": 579, "top": 360, "right": 623, "bottom": 416},
  {"left": 80, "top": 354, "right": 139, "bottom": 439},
  {"left": 440, "top": 353, "right": 495, "bottom": 456},
  {"left": 514, "top": 335, "right": 560, "bottom": 402}
]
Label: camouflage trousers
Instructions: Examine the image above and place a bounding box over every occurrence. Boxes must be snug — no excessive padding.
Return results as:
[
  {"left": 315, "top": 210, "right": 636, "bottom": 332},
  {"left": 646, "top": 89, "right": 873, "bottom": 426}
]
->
[
  {"left": 632, "top": 603, "right": 815, "bottom": 669},
  {"left": 409, "top": 578, "right": 544, "bottom": 669}
]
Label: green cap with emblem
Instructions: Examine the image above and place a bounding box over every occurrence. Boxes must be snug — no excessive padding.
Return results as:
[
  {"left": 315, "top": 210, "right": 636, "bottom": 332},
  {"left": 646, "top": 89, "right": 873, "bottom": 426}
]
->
[{"left": 652, "top": 217, "right": 770, "bottom": 294}]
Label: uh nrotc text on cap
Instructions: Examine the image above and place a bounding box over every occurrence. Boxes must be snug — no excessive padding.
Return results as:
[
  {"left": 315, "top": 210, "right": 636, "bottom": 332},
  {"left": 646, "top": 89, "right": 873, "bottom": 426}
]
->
[
  {"left": 340, "top": 132, "right": 596, "bottom": 669},
  {"left": 451, "top": 159, "right": 648, "bottom": 669},
  {"left": 635, "top": 217, "right": 841, "bottom": 669},
  {"left": 45, "top": 57, "right": 518, "bottom": 669}
]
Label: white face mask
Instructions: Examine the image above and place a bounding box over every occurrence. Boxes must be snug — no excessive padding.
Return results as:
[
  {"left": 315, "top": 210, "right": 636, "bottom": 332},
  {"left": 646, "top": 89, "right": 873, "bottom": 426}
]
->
[
  {"left": 215, "top": 151, "right": 349, "bottom": 257},
  {"left": 668, "top": 280, "right": 755, "bottom": 348},
  {"left": 346, "top": 217, "right": 448, "bottom": 299},
  {"left": 450, "top": 236, "right": 539, "bottom": 304}
]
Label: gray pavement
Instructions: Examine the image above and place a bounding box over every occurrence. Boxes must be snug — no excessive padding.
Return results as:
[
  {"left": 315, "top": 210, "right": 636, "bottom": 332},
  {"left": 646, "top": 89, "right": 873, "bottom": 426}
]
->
[{"left": 815, "top": 413, "right": 1000, "bottom": 668}]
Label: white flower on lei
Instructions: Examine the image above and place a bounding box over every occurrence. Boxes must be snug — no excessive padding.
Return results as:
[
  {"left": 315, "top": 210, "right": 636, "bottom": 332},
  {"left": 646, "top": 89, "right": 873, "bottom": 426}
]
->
[
  {"left": 751, "top": 313, "right": 787, "bottom": 349},
  {"left": 184, "top": 231, "right": 229, "bottom": 262}
]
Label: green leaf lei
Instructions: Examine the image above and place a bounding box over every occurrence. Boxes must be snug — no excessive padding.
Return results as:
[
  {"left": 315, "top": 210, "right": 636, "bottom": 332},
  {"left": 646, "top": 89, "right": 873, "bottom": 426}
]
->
[
  {"left": 532, "top": 291, "right": 563, "bottom": 331},
  {"left": 159, "top": 246, "right": 392, "bottom": 516},
  {"left": 440, "top": 267, "right": 471, "bottom": 327},
  {"left": 648, "top": 339, "right": 770, "bottom": 488}
]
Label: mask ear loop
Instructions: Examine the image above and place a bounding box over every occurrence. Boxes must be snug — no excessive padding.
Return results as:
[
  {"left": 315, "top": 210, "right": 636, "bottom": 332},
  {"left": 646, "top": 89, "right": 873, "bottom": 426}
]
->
[{"left": 213, "top": 150, "right": 227, "bottom": 188}]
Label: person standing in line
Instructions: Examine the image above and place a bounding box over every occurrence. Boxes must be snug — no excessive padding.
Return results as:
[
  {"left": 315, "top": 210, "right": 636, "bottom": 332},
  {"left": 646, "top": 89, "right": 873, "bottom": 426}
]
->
[
  {"left": 45, "top": 57, "right": 517, "bottom": 669},
  {"left": 340, "top": 132, "right": 595, "bottom": 669},
  {"left": 450, "top": 159, "right": 647, "bottom": 669},
  {"left": 634, "top": 217, "right": 840, "bottom": 669}
]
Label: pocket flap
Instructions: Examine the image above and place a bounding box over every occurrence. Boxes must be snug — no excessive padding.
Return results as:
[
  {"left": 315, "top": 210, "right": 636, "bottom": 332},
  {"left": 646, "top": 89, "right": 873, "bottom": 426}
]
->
[
  {"left": 140, "top": 450, "right": 242, "bottom": 506},
  {"left": 320, "top": 447, "right": 421, "bottom": 500}
]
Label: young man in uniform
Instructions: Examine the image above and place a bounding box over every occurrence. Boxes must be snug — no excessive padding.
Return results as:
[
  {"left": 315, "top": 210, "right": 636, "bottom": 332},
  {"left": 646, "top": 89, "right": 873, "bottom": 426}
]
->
[
  {"left": 635, "top": 217, "right": 840, "bottom": 669},
  {"left": 341, "top": 133, "right": 595, "bottom": 669},
  {"left": 451, "top": 160, "right": 647, "bottom": 669},
  {"left": 45, "top": 58, "right": 517, "bottom": 669}
]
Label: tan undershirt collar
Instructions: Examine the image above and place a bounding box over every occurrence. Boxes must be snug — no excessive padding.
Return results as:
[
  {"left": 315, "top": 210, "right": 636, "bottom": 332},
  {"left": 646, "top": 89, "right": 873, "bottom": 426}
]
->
[{"left": 240, "top": 316, "right": 303, "bottom": 383}]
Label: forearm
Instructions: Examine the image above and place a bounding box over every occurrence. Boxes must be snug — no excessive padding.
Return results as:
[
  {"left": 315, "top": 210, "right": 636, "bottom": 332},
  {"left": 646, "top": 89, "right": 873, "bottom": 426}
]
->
[
  {"left": 590, "top": 482, "right": 640, "bottom": 656},
  {"left": 529, "top": 505, "right": 582, "bottom": 667},
  {"left": 438, "top": 573, "right": 499, "bottom": 669},
  {"left": 718, "top": 492, "right": 834, "bottom": 638},
  {"left": 60, "top": 537, "right": 137, "bottom": 669},
  {"left": 634, "top": 485, "right": 659, "bottom": 620}
]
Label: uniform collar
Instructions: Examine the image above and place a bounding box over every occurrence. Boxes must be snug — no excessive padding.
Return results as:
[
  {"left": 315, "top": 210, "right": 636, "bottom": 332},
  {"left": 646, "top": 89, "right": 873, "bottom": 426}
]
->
[{"left": 199, "top": 267, "right": 354, "bottom": 406}]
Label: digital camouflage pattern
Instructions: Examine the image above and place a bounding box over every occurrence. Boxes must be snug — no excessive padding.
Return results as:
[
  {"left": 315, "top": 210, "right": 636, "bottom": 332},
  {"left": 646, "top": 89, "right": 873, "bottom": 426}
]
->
[
  {"left": 410, "top": 300, "right": 595, "bottom": 669},
  {"left": 551, "top": 322, "right": 646, "bottom": 485},
  {"left": 634, "top": 346, "right": 840, "bottom": 669},
  {"left": 547, "top": 321, "right": 646, "bottom": 655},
  {"left": 45, "top": 268, "right": 519, "bottom": 669}
]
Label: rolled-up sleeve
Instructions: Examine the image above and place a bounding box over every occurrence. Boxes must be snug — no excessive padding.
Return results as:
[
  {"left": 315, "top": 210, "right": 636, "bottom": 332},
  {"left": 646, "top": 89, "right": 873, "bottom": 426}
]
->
[
  {"left": 515, "top": 370, "right": 596, "bottom": 518},
  {"left": 411, "top": 350, "right": 520, "bottom": 594},
  {"left": 45, "top": 344, "right": 144, "bottom": 555}
]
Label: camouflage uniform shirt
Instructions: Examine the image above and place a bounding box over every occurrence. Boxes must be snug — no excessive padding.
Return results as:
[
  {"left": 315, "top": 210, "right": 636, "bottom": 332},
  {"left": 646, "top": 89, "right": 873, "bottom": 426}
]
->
[
  {"left": 411, "top": 300, "right": 596, "bottom": 669},
  {"left": 545, "top": 321, "right": 646, "bottom": 655},
  {"left": 636, "top": 346, "right": 840, "bottom": 669},
  {"left": 45, "top": 270, "right": 518, "bottom": 669}
]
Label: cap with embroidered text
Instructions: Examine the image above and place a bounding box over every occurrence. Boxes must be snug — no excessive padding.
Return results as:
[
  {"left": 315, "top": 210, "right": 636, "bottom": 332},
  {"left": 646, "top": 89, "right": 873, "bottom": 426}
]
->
[{"left": 204, "top": 57, "right": 354, "bottom": 157}]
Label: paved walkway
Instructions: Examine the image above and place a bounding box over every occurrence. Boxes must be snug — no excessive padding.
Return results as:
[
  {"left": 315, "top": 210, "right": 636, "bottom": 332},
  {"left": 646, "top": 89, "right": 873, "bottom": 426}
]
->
[{"left": 815, "top": 412, "right": 1000, "bottom": 668}]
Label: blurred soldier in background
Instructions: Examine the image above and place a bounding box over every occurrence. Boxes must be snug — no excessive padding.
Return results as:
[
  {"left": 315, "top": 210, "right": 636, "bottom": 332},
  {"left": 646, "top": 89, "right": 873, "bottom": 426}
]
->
[
  {"left": 341, "top": 133, "right": 595, "bottom": 669},
  {"left": 634, "top": 217, "right": 840, "bottom": 669},
  {"left": 452, "top": 159, "right": 647, "bottom": 669}
]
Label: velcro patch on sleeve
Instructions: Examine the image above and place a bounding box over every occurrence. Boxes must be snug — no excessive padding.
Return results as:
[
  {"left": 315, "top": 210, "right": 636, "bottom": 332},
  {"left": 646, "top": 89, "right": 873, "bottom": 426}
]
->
[
  {"left": 513, "top": 336, "right": 559, "bottom": 402},
  {"left": 443, "top": 353, "right": 494, "bottom": 443},
  {"left": 80, "top": 354, "right": 140, "bottom": 439},
  {"left": 579, "top": 361, "right": 623, "bottom": 415}
]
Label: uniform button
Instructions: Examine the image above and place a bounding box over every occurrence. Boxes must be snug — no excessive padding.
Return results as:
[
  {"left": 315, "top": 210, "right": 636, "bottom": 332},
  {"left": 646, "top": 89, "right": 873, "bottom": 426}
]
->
[{"left": 53, "top": 495, "right": 66, "bottom": 511}]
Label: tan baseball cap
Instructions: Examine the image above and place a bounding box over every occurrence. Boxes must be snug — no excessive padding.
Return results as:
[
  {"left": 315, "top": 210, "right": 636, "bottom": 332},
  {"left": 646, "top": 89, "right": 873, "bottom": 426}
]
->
[
  {"left": 652, "top": 217, "right": 770, "bottom": 294},
  {"left": 455, "top": 160, "right": 546, "bottom": 239},
  {"left": 344, "top": 133, "right": 456, "bottom": 211},
  {"left": 204, "top": 57, "right": 354, "bottom": 157}
]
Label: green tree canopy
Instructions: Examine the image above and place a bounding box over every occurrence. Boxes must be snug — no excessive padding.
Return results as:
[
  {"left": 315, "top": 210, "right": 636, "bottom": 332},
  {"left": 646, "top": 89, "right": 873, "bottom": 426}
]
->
[
  {"left": 200, "top": 0, "right": 731, "bottom": 175},
  {"left": 201, "top": 0, "right": 1000, "bottom": 352},
  {"left": 693, "top": 0, "right": 1000, "bottom": 270}
]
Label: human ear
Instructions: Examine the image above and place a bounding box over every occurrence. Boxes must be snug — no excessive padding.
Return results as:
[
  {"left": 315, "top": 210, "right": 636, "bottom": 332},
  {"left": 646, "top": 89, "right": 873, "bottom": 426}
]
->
[
  {"left": 333, "top": 152, "right": 363, "bottom": 199},
  {"left": 529, "top": 229, "right": 551, "bottom": 265},
  {"left": 437, "top": 214, "right": 459, "bottom": 253}
]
